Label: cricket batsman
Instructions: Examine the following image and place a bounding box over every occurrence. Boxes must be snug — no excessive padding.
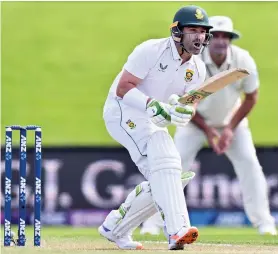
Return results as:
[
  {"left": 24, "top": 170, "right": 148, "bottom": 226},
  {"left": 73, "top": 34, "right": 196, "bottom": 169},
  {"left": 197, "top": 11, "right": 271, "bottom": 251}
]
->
[
  {"left": 98, "top": 5, "right": 213, "bottom": 250},
  {"left": 141, "top": 16, "right": 277, "bottom": 236}
]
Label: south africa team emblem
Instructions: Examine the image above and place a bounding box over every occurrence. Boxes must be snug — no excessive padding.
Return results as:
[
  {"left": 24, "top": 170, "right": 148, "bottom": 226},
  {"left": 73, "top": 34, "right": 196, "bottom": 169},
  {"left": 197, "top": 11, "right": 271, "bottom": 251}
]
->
[
  {"left": 185, "top": 69, "right": 194, "bottom": 82},
  {"left": 126, "top": 119, "right": 136, "bottom": 129}
]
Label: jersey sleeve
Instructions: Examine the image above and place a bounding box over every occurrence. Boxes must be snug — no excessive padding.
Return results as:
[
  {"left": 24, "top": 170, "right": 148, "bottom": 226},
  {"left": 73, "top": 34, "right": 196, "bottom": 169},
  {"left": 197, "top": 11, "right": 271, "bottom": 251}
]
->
[
  {"left": 240, "top": 53, "right": 259, "bottom": 94},
  {"left": 199, "top": 60, "right": 207, "bottom": 84},
  {"left": 124, "top": 42, "right": 156, "bottom": 80}
]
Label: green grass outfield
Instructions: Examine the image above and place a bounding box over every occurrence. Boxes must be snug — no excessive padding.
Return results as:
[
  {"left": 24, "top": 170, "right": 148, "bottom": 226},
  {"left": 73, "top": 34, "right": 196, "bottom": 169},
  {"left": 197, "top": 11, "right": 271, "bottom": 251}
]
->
[
  {"left": 1, "top": 227, "right": 278, "bottom": 254},
  {"left": 2, "top": 2, "right": 278, "bottom": 145}
]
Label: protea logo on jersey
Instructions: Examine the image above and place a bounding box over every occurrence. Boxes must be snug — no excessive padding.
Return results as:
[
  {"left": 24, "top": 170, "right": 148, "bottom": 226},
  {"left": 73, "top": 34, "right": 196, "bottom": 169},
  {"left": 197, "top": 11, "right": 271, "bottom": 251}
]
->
[
  {"left": 126, "top": 119, "right": 136, "bottom": 129},
  {"left": 185, "top": 69, "right": 194, "bottom": 82}
]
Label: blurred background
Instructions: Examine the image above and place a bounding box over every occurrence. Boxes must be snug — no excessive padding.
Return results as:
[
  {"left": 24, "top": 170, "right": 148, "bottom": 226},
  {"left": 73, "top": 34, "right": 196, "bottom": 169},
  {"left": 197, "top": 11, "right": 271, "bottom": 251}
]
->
[{"left": 1, "top": 1, "right": 278, "bottom": 228}]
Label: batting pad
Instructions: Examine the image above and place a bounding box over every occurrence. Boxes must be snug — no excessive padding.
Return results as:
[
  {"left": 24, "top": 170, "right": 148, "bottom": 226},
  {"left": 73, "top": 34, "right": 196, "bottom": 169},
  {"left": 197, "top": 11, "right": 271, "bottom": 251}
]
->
[
  {"left": 147, "top": 131, "right": 190, "bottom": 235},
  {"left": 112, "top": 181, "right": 157, "bottom": 238},
  {"left": 111, "top": 171, "right": 194, "bottom": 238}
]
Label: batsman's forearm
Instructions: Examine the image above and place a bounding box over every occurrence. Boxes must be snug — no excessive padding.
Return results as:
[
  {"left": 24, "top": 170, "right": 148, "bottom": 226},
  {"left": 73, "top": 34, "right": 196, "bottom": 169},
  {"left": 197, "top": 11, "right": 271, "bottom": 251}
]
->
[
  {"left": 116, "top": 81, "right": 136, "bottom": 98},
  {"left": 191, "top": 112, "right": 210, "bottom": 133},
  {"left": 229, "top": 92, "right": 258, "bottom": 130}
]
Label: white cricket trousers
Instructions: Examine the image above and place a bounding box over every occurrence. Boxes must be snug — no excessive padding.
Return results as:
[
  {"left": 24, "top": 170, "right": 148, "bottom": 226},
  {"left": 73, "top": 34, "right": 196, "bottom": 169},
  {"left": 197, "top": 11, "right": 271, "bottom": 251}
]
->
[
  {"left": 103, "top": 97, "right": 168, "bottom": 180},
  {"left": 174, "top": 122, "right": 275, "bottom": 227}
]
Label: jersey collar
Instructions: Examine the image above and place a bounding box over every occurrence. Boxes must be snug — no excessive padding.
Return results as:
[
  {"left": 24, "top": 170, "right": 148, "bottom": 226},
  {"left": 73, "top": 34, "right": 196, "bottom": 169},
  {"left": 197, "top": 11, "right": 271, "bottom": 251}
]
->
[{"left": 169, "top": 37, "right": 195, "bottom": 66}]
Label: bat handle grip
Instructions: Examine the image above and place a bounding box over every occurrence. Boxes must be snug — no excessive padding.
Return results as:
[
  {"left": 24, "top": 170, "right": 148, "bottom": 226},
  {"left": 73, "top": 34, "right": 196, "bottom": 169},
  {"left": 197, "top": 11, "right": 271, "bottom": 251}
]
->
[{"left": 168, "top": 94, "right": 183, "bottom": 105}]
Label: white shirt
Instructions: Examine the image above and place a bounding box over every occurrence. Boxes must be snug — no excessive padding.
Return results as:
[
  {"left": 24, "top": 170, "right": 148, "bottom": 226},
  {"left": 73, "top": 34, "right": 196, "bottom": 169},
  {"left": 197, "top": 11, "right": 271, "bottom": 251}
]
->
[
  {"left": 196, "top": 45, "right": 259, "bottom": 127},
  {"left": 107, "top": 37, "right": 206, "bottom": 104}
]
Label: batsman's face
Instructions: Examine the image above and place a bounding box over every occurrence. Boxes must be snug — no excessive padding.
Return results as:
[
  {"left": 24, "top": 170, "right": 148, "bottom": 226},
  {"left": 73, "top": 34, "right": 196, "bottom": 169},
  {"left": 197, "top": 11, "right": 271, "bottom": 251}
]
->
[
  {"left": 209, "top": 32, "right": 231, "bottom": 55},
  {"left": 182, "top": 26, "right": 207, "bottom": 55}
]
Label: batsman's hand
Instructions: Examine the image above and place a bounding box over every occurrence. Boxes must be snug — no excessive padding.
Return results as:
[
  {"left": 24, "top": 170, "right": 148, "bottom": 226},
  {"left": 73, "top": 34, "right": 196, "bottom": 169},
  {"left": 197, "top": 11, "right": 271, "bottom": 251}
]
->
[
  {"left": 146, "top": 96, "right": 195, "bottom": 128},
  {"left": 167, "top": 94, "right": 195, "bottom": 127},
  {"left": 146, "top": 99, "right": 171, "bottom": 128}
]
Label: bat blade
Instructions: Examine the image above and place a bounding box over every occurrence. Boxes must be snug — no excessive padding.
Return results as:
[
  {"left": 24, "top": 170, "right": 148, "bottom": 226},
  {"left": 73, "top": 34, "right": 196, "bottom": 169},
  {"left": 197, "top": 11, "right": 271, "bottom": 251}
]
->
[{"left": 178, "top": 68, "right": 250, "bottom": 104}]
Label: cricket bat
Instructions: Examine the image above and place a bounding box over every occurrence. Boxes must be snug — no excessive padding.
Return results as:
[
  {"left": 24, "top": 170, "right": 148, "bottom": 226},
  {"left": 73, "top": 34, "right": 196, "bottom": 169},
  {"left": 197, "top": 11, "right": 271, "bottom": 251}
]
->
[{"left": 178, "top": 68, "right": 250, "bottom": 104}]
